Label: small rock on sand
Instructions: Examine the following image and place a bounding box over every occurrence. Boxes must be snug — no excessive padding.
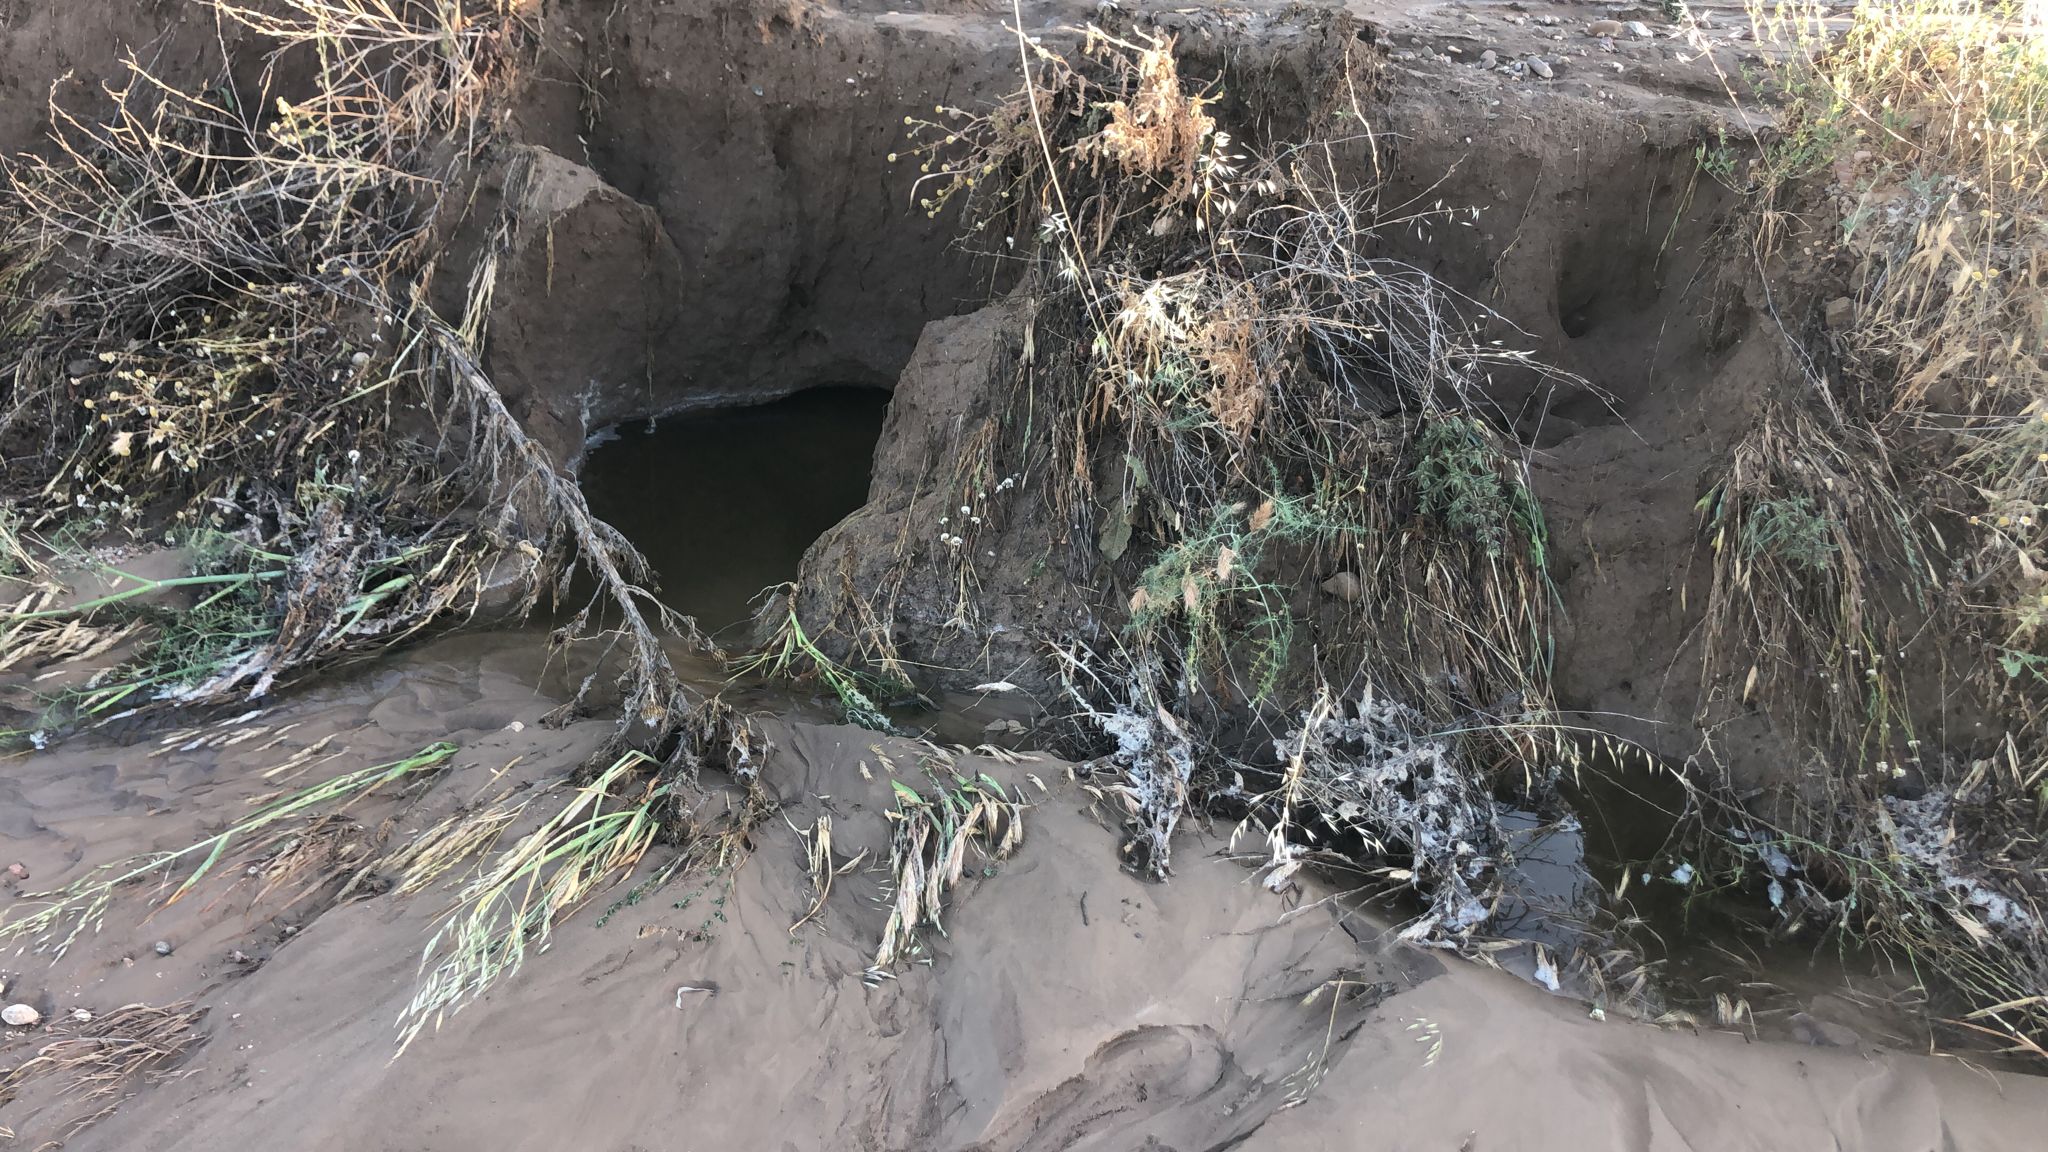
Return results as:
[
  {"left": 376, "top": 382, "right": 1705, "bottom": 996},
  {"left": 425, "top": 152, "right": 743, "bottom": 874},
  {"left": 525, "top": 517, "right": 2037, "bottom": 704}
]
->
[
  {"left": 3, "top": 1004, "right": 40, "bottom": 1027},
  {"left": 1825, "top": 296, "right": 1855, "bottom": 330},
  {"left": 1479, "top": 49, "right": 1497, "bottom": 68},
  {"left": 1624, "top": 20, "right": 1654, "bottom": 39},
  {"left": 1321, "top": 571, "right": 1362, "bottom": 602},
  {"left": 1527, "top": 56, "right": 1554, "bottom": 79},
  {"left": 1586, "top": 19, "right": 1624, "bottom": 37},
  {"left": 6, "top": 861, "right": 26, "bottom": 880},
  {"left": 1789, "top": 1012, "right": 1861, "bottom": 1048},
  {"left": 154, "top": 940, "right": 174, "bottom": 957}
]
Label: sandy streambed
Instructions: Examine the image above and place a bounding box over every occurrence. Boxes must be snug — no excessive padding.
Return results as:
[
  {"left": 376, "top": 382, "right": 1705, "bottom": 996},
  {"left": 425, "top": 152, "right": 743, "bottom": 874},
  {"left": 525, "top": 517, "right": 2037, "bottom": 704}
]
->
[{"left": 0, "top": 631, "right": 2042, "bottom": 1150}]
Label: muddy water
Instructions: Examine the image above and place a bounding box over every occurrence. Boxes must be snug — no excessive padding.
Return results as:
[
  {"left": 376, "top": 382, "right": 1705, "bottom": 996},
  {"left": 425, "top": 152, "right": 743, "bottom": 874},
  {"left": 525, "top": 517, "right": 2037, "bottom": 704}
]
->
[
  {"left": 578, "top": 387, "right": 889, "bottom": 639},
  {"left": 1485, "top": 758, "right": 1935, "bottom": 1050}
]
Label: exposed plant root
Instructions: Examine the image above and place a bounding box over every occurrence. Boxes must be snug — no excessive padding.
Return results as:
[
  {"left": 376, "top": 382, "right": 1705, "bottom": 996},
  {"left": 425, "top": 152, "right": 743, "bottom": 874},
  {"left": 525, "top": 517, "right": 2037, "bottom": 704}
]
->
[
  {"left": 1051, "top": 640, "right": 1197, "bottom": 878},
  {"left": 1241, "top": 686, "right": 1512, "bottom": 941}
]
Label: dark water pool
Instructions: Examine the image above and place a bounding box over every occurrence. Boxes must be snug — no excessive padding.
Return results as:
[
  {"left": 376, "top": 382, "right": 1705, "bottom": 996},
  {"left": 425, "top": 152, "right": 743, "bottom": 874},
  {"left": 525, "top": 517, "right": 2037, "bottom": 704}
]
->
[{"left": 579, "top": 387, "right": 889, "bottom": 638}]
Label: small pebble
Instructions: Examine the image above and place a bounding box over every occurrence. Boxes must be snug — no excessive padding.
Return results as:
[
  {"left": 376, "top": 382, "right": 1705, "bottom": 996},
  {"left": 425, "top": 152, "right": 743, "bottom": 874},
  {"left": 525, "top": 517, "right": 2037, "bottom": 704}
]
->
[
  {"left": 154, "top": 940, "right": 174, "bottom": 957},
  {"left": 1528, "top": 56, "right": 1554, "bottom": 79},
  {"left": 1825, "top": 296, "right": 1856, "bottom": 330},
  {"left": 6, "top": 862, "right": 27, "bottom": 881},
  {"left": 1624, "top": 20, "right": 1654, "bottom": 39},
  {"left": 1479, "top": 49, "right": 1497, "bottom": 68},
  {"left": 71, "top": 1008, "right": 93, "bottom": 1023},
  {"left": 3, "top": 1004, "right": 40, "bottom": 1027}
]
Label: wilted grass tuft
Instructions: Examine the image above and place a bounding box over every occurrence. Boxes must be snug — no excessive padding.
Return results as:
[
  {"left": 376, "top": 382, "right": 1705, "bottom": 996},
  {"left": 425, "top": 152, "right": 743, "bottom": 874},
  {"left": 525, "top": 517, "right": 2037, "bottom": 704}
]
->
[
  {"left": 398, "top": 752, "right": 665, "bottom": 1053},
  {"left": 872, "top": 772, "right": 1025, "bottom": 970},
  {"left": 0, "top": 743, "right": 455, "bottom": 959},
  {"left": 0, "top": 1002, "right": 204, "bottom": 1142}
]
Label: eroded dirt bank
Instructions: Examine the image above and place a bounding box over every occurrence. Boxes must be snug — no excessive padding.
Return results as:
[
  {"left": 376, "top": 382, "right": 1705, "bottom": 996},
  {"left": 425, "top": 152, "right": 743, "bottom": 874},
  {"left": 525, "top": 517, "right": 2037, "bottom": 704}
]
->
[
  {"left": 0, "top": 0, "right": 1851, "bottom": 779},
  {"left": 4, "top": 0, "right": 2047, "bottom": 1144},
  {"left": 2, "top": 633, "right": 2041, "bottom": 1151}
]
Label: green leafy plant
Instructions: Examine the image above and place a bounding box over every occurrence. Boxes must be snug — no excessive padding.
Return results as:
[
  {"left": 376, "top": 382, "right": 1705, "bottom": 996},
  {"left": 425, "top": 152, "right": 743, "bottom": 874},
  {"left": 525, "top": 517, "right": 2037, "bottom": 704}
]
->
[
  {"left": 740, "top": 598, "right": 901, "bottom": 731},
  {"left": 1739, "top": 495, "right": 1837, "bottom": 572},
  {"left": 1412, "top": 415, "right": 1538, "bottom": 560}
]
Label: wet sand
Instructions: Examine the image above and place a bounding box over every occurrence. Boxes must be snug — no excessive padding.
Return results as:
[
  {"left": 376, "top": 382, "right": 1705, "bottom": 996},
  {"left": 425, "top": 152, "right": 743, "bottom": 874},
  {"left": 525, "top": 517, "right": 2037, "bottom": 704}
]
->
[{"left": 2, "top": 632, "right": 2044, "bottom": 1150}]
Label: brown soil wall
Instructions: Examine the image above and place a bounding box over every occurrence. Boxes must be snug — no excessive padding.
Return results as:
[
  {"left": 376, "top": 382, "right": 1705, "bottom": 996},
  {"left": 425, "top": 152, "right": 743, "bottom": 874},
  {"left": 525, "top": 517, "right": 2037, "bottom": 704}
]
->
[{"left": 1, "top": 0, "right": 1833, "bottom": 786}]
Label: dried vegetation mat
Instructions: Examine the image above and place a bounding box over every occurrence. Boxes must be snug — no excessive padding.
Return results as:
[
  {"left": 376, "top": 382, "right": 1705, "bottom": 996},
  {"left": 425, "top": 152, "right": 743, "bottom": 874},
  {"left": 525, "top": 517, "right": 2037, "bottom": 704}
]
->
[
  {"left": 1696, "top": 0, "right": 2048, "bottom": 1056},
  {"left": 0, "top": 1002, "right": 205, "bottom": 1144}
]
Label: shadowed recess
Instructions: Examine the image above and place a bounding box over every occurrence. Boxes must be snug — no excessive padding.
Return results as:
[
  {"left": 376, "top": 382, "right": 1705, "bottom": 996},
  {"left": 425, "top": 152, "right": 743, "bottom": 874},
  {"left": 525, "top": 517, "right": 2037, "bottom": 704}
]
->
[{"left": 579, "top": 387, "right": 889, "bottom": 637}]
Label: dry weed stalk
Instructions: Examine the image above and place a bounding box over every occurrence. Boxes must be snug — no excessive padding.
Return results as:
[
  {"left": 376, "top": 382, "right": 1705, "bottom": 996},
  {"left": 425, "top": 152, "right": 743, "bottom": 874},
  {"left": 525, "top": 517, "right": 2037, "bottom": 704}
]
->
[
  {"left": 0, "top": 742, "right": 455, "bottom": 959},
  {"left": 380, "top": 794, "right": 529, "bottom": 898},
  {"left": 399, "top": 708, "right": 771, "bottom": 1052},
  {"left": 400, "top": 753, "right": 666, "bottom": 1053}
]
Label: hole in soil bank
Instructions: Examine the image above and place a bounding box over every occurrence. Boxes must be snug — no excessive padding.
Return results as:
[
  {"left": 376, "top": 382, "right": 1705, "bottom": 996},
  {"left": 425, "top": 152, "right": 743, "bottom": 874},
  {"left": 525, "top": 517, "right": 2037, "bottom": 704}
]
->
[{"left": 579, "top": 387, "right": 888, "bottom": 637}]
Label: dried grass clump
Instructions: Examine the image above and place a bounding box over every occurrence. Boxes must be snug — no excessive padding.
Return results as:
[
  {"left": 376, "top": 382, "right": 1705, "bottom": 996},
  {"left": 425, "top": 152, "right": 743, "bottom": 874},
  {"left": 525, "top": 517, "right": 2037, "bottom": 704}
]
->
[
  {"left": 1082, "top": 31, "right": 1217, "bottom": 201},
  {"left": 877, "top": 19, "right": 1587, "bottom": 929},
  {"left": 0, "top": 1002, "right": 203, "bottom": 1142},
  {"left": 0, "top": 0, "right": 693, "bottom": 755},
  {"left": 872, "top": 770, "right": 1024, "bottom": 970},
  {"left": 1698, "top": 0, "right": 2048, "bottom": 1055}
]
